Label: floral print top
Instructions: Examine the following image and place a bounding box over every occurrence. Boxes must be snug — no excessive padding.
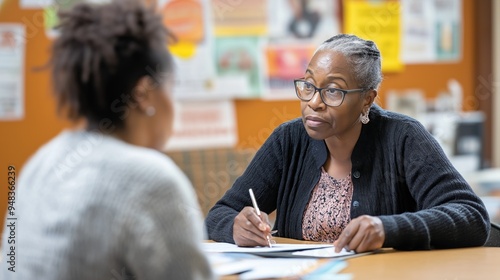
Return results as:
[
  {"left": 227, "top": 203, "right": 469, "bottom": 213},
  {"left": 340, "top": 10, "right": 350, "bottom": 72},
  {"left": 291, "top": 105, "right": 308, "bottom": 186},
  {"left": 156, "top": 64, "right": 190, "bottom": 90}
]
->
[{"left": 302, "top": 168, "right": 353, "bottom": 242}]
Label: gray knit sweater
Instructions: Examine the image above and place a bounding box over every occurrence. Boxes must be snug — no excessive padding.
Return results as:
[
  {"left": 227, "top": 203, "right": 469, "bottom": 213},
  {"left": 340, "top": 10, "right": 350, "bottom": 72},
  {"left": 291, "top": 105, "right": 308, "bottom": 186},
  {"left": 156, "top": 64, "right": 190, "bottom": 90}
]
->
[
  {"left": 206, "top": 105, "right": 490, "bottom": 250},
  {"left": 1, "top": 130, "right": 214, "bottom": 280}
]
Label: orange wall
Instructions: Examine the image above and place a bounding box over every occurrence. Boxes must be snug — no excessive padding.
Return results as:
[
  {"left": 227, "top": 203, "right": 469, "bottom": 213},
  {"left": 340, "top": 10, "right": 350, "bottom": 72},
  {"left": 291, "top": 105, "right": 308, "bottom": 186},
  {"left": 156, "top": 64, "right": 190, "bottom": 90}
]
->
[{"left": 0, "top": 0, "right": 477, "bottom": 234}]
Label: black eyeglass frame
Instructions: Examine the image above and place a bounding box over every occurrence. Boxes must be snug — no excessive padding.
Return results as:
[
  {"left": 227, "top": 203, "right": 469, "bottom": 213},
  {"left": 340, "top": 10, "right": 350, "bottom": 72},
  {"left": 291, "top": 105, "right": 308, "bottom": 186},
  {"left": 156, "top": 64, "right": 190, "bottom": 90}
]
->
[{"left": 293, "top": 79, "right": 370, "bottom": 107}]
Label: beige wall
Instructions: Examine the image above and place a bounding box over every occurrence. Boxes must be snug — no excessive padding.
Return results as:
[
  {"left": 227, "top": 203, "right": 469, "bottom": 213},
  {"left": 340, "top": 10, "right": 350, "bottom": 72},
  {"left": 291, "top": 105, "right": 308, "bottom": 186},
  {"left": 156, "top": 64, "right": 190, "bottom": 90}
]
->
[{"left": 494, "top": 0, "right": 500, "bottom": 167}]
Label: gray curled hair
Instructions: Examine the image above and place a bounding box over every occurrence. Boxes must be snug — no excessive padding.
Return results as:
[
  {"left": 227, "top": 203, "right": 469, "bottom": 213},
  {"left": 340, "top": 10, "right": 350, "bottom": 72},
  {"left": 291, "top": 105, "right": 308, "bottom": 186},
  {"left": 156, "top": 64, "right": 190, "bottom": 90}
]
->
[{"left": 315, "top": 34, "right": 383, "bottom": 90}]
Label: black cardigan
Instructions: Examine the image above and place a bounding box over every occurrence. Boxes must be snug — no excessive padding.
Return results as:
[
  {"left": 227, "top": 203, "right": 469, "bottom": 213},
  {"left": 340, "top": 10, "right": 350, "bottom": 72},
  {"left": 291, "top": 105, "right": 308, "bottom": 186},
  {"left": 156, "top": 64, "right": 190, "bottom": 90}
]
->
[{"left": 205, "top": 105, "right": 490, "bottom": 250}]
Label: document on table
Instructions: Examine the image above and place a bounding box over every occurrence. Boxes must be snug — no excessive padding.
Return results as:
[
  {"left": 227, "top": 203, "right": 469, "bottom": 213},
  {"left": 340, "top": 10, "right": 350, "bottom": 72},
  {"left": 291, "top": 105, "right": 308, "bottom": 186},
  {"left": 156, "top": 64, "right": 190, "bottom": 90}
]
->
[
  {"left": 206, "top": 252, "right": 353, "bottom": 279},
  {"left": 203, "top": 242, "right": 331, "bottom": 253},
  {"left": 206, "top": 252, "right": 320, "bottom": 279},
  {"left": 204, "top": 243, "right": 359, "bottom": 279},
  {"left": 202, "top": 242, "right": 356, "bottom": 258}
]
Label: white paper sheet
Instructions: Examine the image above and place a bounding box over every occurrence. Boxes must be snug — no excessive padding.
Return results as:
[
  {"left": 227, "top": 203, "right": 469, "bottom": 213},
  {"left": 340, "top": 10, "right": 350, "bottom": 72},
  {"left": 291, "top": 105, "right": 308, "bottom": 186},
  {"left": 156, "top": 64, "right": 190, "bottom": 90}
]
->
[
  {"left": 206, "top": 253, "right": 255, "bottom": 276},
  {"left": 292, "top": 247, "right": 356, "bottom": 258},
  {"left": 164, "top": 100, "right": 237, "bottom": 151},
  {"left": 206, "top": 251, "right": 320, "bottom": 278},
  {"left": 204, "top": 243, "right": 357, "bottom": 279},
  {"left": 203, "top": 242, "right": 333, "bottom": 253},
  {"left": 0, "top": 24, "right": 25, "bottom": 120},
  {"left": 238, "top": 258, "right": 318, "bottom": 280},
  {"left": 20, "top": 0, "right": 53, "bottom": 9}
]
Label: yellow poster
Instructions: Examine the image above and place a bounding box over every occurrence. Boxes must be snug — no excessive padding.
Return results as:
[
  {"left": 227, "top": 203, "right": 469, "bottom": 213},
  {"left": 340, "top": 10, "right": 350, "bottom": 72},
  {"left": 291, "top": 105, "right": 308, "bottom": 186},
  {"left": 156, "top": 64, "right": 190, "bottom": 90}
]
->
[
  {"left": 211, "top": 0, "right": 267, "bottom": 36},
  {"left": 344, "top": 0, "right": 403, "bottom": 72}
]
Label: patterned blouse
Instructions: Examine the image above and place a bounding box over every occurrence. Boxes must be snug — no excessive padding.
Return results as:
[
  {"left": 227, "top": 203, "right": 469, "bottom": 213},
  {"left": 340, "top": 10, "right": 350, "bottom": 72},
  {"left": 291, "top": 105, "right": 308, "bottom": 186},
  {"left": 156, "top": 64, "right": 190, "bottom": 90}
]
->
[{"left": 302, "top": 167, "right": 354, "bottom": 242}]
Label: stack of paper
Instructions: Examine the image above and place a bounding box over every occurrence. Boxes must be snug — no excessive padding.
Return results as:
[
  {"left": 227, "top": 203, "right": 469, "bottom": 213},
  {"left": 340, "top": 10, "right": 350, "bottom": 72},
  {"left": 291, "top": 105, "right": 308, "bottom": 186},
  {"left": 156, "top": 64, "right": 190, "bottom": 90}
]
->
[
  {"left": 202, "top": 242, "right": 355, "bottom": 258},
  {"left": 203, "top": 242, "right": 359, "bottom": 279}
]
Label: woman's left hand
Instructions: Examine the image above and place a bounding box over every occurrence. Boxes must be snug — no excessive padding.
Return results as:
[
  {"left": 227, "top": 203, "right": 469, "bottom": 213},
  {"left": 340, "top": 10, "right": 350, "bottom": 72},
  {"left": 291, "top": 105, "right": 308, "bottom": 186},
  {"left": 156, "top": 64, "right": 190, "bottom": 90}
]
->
[{"left": 333, "top": 215, "right": 385, "bottom": 253}]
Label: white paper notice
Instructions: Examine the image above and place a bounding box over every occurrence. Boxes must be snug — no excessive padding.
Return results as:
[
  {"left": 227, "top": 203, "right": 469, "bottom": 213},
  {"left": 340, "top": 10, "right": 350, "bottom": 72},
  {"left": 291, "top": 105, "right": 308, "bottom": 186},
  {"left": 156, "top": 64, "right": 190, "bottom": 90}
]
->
[
  {"left": 20, "top": 0, "right": 53, "bottom": 9},
  {"left": 402, "top": 0, "right": 462, "bottom": 63},
  {"left": 202, "top": 242, "right": 334, "bottom": 254},
  {"left": 0, "top": 24, "right": 25, "bottom": 121},
  {"left": 165, "top": 100, "right": 237, "bottom": 151},
  {"left": 401, "top": 0, "right": 436, "bottom": 63}
]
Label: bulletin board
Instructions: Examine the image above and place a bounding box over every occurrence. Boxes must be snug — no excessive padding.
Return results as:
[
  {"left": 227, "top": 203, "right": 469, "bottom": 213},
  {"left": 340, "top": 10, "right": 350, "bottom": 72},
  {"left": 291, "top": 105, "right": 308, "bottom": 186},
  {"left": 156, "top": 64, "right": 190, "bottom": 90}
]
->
[
  {"left": 159, "top": 0, "right": 342, "bottom": 100},
  {"left": 0, "top": 0, "right": 479, "bottom": 234}
]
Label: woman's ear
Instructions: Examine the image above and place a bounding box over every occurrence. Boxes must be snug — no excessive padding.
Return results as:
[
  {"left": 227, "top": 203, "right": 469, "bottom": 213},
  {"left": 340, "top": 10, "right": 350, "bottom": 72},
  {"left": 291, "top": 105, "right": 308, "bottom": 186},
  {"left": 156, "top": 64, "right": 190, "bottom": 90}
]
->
[
  {"left": 364, "top": 89, "right": 378, "bottom": 108},
  {"left": 132, "top": 76, "right": 156, "bottom": 113}
]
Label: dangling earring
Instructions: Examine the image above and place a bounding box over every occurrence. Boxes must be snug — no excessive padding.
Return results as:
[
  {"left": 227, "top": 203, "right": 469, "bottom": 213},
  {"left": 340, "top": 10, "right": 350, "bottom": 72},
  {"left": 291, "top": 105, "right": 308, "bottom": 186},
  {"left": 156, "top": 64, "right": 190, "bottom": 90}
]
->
[
  {"left": 145, "top": 106, "right": 156, "bottom": 117},
  {"left": 360, "top": 108, "right": 370, "bottom": 124}
]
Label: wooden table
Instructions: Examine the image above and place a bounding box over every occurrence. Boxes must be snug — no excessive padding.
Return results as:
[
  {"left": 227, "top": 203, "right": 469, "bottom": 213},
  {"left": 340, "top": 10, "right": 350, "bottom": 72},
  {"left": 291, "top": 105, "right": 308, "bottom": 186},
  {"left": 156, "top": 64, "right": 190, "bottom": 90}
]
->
[
  {"left": 341, "top": 246, "right": 500, "bottom": 279},
  {"left": 217, "top": 237, "right": 500, "bottom": 279}
]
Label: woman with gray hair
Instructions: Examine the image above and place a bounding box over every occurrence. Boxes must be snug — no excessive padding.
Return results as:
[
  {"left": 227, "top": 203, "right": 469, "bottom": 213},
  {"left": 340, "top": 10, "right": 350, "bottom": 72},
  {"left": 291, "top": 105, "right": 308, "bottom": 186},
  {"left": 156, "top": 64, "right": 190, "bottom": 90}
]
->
[{"left": 206, "top": 34, "right": 490, "bottom": 253}]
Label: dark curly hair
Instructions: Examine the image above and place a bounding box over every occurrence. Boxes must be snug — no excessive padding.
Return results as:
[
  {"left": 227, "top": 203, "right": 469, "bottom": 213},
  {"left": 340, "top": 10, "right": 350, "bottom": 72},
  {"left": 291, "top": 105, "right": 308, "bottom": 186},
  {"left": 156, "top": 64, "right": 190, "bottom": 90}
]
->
[{"left": 51, "top": 0, "right": 174, "bottom": 130}]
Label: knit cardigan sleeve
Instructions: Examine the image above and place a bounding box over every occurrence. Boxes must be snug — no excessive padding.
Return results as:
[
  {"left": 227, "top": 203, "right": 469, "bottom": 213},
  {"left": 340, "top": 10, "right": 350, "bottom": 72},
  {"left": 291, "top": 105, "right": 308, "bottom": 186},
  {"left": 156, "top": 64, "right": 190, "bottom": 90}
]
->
[
  {"left": 378, "top": 119, "right": 490, "bottom": 250},
  {"left": 205, "top": 126, "right": 284, "bottom": 243}
]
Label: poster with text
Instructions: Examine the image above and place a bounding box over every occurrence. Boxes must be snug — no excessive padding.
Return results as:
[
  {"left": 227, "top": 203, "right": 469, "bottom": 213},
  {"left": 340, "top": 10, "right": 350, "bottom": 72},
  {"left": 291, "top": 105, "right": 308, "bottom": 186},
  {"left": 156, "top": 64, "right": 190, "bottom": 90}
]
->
[
  {"left": 213, "top": 36, "right": 264, "bottom": 98},
  {"left": 265, "top": 0, "right": 340, "bottom": 100},
  {"left": 401, "top": 0, "right": 436, "bottom": 63},
  {"left": 21, "top": 0, "right": 53, "bottom": 9},
  {"left": 434, "top": 0, "right": 461, "bottom": 61},
  {"left": 402, "top": 0, "right": 462, "bottom": 63},
  {"left": 0, "top": 24, "right": 25, "bottom": 121},
  {"left": 268, "top": 0, "right": 340, "bottom": 45},
  {"left": 165, "top": 100, "right": 237, "bottom": 151},
  {"left": 264, "top": 44, "right": 314, "bottom": 99},
  {"left": 211, "top": 0, "right": 268, "bottom": 36},
  {"left": 159, "top": 0, "right": 218, "bottom": 100},
  {"left": 344, "top": 0, "right": 403, "bottom": 72}
]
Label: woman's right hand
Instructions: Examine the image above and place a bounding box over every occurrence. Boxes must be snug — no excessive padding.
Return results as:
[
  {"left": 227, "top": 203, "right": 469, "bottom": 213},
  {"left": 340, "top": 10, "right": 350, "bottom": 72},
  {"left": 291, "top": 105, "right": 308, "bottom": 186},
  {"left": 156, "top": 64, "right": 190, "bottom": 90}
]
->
[{"left": 233, "top": 206, "right": 272, "bottom": 247}]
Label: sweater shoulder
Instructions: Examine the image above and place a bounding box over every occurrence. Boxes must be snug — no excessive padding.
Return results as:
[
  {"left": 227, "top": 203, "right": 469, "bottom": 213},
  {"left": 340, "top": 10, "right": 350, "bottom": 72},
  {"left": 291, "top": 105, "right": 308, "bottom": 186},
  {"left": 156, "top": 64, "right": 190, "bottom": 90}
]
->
[
  {"left": 273, "top": 117, "right": 309, "bottom": 140},
  {"left": 100, "top": 138, "right": 190, "bottom": 189},
  {"left": 369, "top": 105, "right": 429, "bottom": 137},
  {"left": 22, "top": 130, "right": 189, "bottom": 192},
  {"left": 371, "top": 105, "right": 422, "bottom": 126},
  {"left": 274, "top": 117, "right": 304, "bottom": 131}
]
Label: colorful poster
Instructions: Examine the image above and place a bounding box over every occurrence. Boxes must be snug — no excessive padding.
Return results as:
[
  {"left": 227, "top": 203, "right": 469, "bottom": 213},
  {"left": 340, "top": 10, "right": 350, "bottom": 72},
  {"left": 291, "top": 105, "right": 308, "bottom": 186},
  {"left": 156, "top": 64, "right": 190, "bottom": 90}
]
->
[
  {"left": 401, "top": 0, "right": 436, "bottom": 63},
  {"left": 165, "top": 100, "right": 237, "bottom": 151},
  {"left": 169, "top": 43, "right": 218, "bottom": 100},
  {"left": 268, "top": 0, "right": 340, "bottom": 45},
  {"left": 211, "top": 0, "right": 267, "bottom": 36},
  {"left": 213, "top": 36, "right": 264, "bottom": 97},
  {"left": 0, "top": 24, "right": 25, "bottom": 121},
  {"left": 344, "top": 0, "right": 403, "bottom": 72},
  {"left": 265, "top": 0, "right": 340, "bottom": 99},
  {"left": 162, "top": 0, "right": 205, "bottom": 44},
  {"left": 159, "top": 0, "right": 217, "bottom": 100},
  {"left": 434, "top": 0, "right": 461, "bottom": 61},
  {"left": 402, "top": 0, "right": 462, "bottom": 63},
  {"left": 264, "top": 44, "right": 315, "bottom": 99}
]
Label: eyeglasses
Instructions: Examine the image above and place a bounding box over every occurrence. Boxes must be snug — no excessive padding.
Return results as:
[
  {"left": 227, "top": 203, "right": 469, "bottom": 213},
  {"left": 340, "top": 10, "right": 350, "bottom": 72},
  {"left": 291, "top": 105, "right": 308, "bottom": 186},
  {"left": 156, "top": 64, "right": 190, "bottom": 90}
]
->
[{"left": 293, "top": 79, "right": 369, "bottom": 107}]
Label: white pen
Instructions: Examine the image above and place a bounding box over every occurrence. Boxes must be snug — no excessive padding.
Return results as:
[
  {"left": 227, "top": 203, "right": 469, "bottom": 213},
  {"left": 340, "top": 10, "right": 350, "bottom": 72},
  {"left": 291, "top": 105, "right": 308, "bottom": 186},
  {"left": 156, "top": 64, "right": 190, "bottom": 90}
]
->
[{"left": 248, "top": 188, "right": 272, "bottom": 248}]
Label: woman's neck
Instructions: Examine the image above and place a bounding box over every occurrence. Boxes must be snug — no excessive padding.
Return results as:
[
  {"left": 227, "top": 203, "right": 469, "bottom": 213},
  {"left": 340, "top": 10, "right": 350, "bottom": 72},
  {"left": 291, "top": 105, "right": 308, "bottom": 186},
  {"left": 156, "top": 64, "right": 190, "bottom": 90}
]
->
[
  {"left": 324, "top": 121, "right": 362, "bottom": 162},
  {"left": 322, "top": 122, "right": 362, "bottom": 179}
]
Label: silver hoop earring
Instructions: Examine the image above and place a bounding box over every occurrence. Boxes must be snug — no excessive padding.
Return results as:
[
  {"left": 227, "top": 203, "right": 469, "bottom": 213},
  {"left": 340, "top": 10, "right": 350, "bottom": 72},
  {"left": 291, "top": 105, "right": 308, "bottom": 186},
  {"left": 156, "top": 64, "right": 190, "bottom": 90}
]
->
[
  {"left": 360, "top": 109, "right": 370, "bottom": 124},
  {"left": 145, "top": 106, "right": 156, "bottom": 117}
]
